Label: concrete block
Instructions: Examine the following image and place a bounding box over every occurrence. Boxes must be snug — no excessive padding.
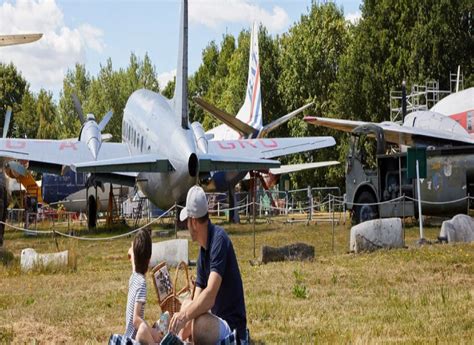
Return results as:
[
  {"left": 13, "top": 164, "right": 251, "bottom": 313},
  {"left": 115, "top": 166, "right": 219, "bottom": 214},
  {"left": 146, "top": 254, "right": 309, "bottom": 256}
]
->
[
  {"left": 20, "top": 248, "right": 68, "bottom": 272},
  {"left": 150, "top": 239, "right": 188, "bottom": 268},
  {"left": 440, "top": 214, "right": 474, "bottom": 243},
  {"left": 350, "top": 218, "right": 403, "bottom": 253}
]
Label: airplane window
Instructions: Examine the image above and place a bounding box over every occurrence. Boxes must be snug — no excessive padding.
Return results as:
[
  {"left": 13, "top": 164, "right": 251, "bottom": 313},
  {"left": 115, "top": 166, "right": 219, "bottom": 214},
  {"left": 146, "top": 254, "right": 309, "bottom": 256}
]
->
[
  {"left": 148, "top": 145, "right": 151, "bottom": 151},
  {"left": 141, "top": 136, "right": 143, "bottom": 152},
  {"left": 137, "top": 134, "right": 140, "bottom": 148}
]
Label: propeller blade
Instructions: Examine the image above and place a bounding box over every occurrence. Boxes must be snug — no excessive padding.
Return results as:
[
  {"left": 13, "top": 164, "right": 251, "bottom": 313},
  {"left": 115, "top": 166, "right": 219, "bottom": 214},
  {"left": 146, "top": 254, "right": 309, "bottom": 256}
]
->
[
  {"left": 72, "top": 93, "right": 85, "bottom": 124},
  {"left": 3, "top": 107, "right": 12, "bottom": 138},
  {"left": 98, "top": 110, "right": 113, "bottom": 132}
]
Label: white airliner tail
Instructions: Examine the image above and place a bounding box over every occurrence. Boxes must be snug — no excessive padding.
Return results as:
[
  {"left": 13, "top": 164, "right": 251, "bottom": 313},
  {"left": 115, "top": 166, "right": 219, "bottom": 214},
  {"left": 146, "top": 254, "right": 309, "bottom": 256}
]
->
[{"left": 235, "top": 22, "right": 262, "bottom": 131}]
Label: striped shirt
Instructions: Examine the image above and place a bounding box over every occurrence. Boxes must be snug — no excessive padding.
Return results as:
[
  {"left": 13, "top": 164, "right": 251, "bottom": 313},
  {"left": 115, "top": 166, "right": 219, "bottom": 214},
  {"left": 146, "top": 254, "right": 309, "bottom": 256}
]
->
[{"left": 124, "top": 272, "right": 147, "bottom": 339}]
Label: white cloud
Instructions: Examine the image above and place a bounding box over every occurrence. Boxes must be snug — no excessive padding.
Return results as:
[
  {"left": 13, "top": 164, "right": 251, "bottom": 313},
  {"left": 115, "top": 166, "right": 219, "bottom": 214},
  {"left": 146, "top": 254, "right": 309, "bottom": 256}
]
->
[
  {"left": 189, "top": 0, "right": 289, "bottom": 33},
  {"left": 0, "top": 0, "right": 104, "bottom": 95},
  {"left": 345, "top": 10, "right": 361, "bottom": 24},
  {"left": 158, "top": 69, "right": 176, "bottom": 89}
]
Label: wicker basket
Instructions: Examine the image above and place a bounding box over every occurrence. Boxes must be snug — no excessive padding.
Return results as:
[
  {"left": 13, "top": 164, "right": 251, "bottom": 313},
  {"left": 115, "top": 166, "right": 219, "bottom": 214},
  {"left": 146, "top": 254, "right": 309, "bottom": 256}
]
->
[{"left": 151, "top": 261, "right": 191, "bottom": 317}]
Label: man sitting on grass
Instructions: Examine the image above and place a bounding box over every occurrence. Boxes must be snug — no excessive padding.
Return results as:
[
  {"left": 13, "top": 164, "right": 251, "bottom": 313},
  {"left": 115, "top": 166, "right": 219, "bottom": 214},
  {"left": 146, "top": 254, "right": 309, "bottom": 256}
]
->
[
  {"left": 169, "top": 186, "right": 248, "bottom": 344},
  {"left": 124, "top": 229, "right": 163, "bottom": 344}
]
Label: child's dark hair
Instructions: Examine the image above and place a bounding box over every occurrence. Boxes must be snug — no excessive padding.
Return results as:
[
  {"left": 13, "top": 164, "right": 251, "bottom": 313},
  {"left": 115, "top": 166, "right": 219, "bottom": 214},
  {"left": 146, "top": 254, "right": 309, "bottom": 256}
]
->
[{"left": 133, "top": 229, "right": 152, "bottom": 274}]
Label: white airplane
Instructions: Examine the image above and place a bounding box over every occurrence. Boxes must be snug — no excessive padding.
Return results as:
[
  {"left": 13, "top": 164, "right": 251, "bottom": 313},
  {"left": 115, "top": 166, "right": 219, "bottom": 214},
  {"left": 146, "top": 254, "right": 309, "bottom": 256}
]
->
[
  {"left": 197, "top": 23, "right": 315, "bottom": 141},
  {"left": 0, "top": 0, "right": 335, "bottom": 219},
  {"left": 430, "top": 87, "right": 474, "bottom": 136},
  {"left": 305, "top": 110, "right": 474, "bottom": 147},
  {"left": 195, "top": 23, "right": 338, "bottom": 194}
]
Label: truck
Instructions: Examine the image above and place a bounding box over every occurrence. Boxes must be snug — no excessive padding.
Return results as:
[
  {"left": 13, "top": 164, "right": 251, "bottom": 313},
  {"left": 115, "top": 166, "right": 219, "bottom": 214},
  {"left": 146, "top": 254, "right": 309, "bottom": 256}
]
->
[{"left": 346, "top": 124, "right": 474, "bottom": 224}]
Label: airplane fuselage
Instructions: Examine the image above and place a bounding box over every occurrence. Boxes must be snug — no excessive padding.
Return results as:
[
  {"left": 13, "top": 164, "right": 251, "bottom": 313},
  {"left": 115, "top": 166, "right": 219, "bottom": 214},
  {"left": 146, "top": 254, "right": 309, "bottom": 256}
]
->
[{"left": 122, "top": 89, "right": 197, "bottom": 208}]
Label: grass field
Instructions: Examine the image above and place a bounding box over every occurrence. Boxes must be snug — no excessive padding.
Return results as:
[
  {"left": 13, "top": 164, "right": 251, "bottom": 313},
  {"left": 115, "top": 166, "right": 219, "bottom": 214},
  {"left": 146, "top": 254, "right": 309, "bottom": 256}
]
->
[{"left": 0, "top": 217, "right": 473, "bottom": 344}]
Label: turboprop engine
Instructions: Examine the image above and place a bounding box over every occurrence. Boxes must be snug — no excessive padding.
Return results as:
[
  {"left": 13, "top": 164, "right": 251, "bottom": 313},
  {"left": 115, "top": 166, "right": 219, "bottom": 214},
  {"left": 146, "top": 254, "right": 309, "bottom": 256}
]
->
[
  {"left": 72, "top": 94, "right": 113, "bottom": 160},
  {"left": 191, "top": 121, "right": 208, "bottom": 154}
]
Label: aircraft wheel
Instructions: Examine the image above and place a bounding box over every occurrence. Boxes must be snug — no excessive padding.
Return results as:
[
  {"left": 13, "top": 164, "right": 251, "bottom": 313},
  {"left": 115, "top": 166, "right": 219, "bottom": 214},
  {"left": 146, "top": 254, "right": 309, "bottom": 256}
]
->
[
  {"left": 0, "top": 185, "right": 6, "bottom": 246},
  {"left": 88, "top": 195, "right": 97, "bottom": 229},
  {"left": 353, "top": 191, "right": 379, "bottom": 224}
]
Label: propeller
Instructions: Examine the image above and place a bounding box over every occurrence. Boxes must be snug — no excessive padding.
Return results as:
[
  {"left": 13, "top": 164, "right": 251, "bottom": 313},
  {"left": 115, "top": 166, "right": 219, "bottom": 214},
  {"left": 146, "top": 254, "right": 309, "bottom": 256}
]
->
[
  {"left": 71, "top": 93, "right": 113, "bottom": 160},
  {"left": 72, "top": 94, "right": 86, "bottom": 124},
  {"left": 98, "top": 110, "right": 113, "bottom": 132},
  {"left": 3, "top": 106, "right": 12, "bottom": 139}
]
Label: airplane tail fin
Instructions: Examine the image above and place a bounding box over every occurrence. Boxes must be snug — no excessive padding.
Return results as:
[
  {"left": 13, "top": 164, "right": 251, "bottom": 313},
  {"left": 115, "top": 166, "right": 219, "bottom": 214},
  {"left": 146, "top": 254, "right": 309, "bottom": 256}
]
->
[
  {"left": 172, "top": 0, "right": 189, "bottom": 129},
  {"left": 235, "top": 22, "right": 262, "bottom": 131}
]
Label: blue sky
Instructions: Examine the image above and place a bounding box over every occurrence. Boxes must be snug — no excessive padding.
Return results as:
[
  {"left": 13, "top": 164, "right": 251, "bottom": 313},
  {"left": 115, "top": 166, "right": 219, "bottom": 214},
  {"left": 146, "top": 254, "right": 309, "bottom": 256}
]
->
[{"left": 0, "top": 0, "right": 362, "bottom": 98}]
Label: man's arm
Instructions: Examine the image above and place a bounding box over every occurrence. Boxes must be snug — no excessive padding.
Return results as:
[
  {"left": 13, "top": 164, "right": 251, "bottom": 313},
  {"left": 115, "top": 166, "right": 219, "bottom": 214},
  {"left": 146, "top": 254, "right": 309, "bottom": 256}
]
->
[{"left": 169, "top": 271, "right": 222, "bottom": 334}]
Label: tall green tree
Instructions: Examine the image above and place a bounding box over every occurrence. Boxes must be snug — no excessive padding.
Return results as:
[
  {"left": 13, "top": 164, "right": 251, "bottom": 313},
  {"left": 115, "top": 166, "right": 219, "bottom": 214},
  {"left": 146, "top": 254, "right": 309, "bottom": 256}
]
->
[
  {"left": 0, "top": 63, "right": 29, "bottom": 136},
  {"left": 36, "top": 89, "right": 59, "bottom": 139},
  {"left": 57, "top": 64, "right": 91, "bottom": 139},
  {"left": 14, "top": 90, "right": 38, "bottom": 138},
  {"left": 278, "top": 2, "right": 349, "bottom": 188}
]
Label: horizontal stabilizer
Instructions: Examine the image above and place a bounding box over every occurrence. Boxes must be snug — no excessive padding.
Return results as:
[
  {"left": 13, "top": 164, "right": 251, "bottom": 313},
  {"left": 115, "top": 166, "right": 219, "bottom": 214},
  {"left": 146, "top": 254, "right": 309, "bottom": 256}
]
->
[
  {"left": 208, "top": 137, "right": 336, "bottom": 160},
  {"left": 194, "top": 97, "right": 256, "bottom": 136},
  {"left": 269, "top": 161, "right": 339, "bottom": 175},
  {"left": 258, "top": 102, "right": 313, "bottom": 138},
  {"left": 71, "top": 154, "right": 174, "bottom": 173},
  {"left": 199, "top": 154, "right": 279, "bottom": 172}
]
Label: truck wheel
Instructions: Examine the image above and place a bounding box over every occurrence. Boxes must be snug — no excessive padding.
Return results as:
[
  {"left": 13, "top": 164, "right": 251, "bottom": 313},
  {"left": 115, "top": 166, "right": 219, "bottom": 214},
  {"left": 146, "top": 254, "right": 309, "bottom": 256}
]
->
[{"left": 353, "top": 191, "right": 379, "bottom": 224}]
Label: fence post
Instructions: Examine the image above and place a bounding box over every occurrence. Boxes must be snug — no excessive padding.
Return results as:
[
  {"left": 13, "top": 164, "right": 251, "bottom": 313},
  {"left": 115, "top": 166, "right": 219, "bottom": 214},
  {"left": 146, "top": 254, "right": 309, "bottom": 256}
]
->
[
  {"left": 331, "top": 194, "right": 335, "bottom": 254},
  {"left": 174, "top": 203, "right": 178, "bottom": 239},
  {"left": 343, "top": 194, "right": 346, "bottom": 225},
  {"left": 467, "top": 193, "right": 470, "bottom": 215},
  {"left": 402, "top": 194, "right": 405, "bottom": 244}
]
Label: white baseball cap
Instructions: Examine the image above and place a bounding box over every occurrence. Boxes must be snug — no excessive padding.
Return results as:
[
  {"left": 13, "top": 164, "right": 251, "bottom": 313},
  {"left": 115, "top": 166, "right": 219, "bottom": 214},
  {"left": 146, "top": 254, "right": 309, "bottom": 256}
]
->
[{"left": 179, "top": 185, "right": 208, "bottom": 222}]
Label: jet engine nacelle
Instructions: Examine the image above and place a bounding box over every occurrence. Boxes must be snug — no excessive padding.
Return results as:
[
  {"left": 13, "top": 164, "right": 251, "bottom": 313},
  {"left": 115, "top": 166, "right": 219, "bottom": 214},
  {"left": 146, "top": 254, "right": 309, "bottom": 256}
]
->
[
  {"left": 191, "top": 122, "right": 208, "bottom": 154},
  {"left": 79, "top": 114, "right": 102, "bottom": 160}
]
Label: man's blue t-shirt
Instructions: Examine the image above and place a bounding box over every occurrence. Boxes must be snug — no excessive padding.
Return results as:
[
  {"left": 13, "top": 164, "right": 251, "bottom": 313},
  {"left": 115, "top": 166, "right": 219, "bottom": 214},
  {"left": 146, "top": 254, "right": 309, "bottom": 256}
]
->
[{"left": 196, "top": 222, "right": 247, "bottom": 339}]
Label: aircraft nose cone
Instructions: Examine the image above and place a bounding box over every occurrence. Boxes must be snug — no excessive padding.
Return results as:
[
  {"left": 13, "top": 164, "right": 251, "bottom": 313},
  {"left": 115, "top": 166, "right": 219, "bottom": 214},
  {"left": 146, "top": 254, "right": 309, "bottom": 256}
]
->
[{"left": 87, "top": 138, "right": 101, "bottom": 160}]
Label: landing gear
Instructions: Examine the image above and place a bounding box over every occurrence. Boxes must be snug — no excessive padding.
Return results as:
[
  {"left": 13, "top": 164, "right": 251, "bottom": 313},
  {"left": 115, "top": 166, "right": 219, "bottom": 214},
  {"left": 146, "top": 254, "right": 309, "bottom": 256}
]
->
[
  {"left": 228, "top": 186, "right": 240, "bottom": 224},
  {"left": 353, "top": 191, "right": 379, "bottom": 224},
  {"left": 0, "top": 184, "right": 7, "bottom": 247},
  {"left": 88, "top": 195, "right": 97, "bottom": 229}
]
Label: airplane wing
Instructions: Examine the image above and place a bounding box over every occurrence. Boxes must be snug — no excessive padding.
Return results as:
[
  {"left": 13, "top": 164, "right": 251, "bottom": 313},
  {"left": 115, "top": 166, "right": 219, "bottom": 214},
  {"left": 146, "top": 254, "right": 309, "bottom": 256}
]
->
[
  {"left": 199, "top": 154, "right": 280, "bottom": 172},
  {"left": 0, "top": 34, "right": 43, "bottom": 47},
  {"left": 305, "top": 114, "right": 474, "bottom": 146},
  {"left": 71, "top": 154, "right": 174, "bottom": 173},
  {"left": 0, "top": 139, "right": 131, "bottom": 173},
  {"left": 194, "top": 97, "right": 256, "bottom": 136},
  {"left": 196, "top": 97, "right": 314, "bottom": 139},
  {"left": 269, "top": 161, "right": 339, "bottom": 175},
  {"left": 207, "top": 137, "right": 336, "bottom": 159},
  {"left": 257, "top": 102, "right": 313, "bottom": 138},
  {"left": 304, "top": 116, "right": 367, "bottom": 133}
]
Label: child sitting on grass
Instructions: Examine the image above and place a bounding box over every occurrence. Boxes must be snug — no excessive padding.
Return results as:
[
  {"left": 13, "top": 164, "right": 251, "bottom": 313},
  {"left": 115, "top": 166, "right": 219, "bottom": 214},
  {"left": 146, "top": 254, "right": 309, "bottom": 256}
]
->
[{"left": 124, "top": 229, "right": 163, "bottom": 344}]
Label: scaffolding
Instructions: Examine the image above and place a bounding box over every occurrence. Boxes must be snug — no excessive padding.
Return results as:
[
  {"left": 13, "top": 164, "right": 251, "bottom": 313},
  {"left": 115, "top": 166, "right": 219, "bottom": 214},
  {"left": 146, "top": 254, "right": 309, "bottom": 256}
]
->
[
  {"left": 389, "top": 69, "right": 463, "bottom": 122},
  {"left": 390, "top": 80, "right": 451, "bottom": 122}
]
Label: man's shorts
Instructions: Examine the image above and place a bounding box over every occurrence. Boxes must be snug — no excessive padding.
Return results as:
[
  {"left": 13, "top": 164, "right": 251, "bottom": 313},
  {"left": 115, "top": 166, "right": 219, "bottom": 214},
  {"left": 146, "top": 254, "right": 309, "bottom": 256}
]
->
[{"left": 217, "top": 316, "right": 232, "bottom": 343}]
